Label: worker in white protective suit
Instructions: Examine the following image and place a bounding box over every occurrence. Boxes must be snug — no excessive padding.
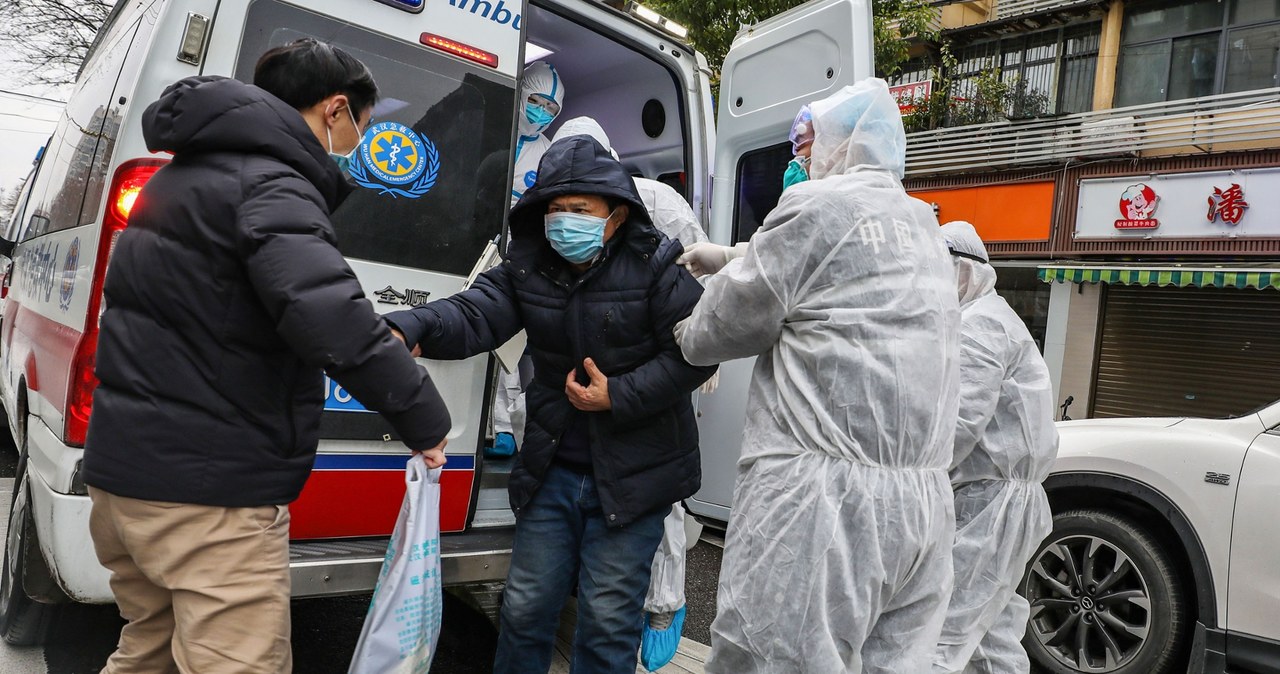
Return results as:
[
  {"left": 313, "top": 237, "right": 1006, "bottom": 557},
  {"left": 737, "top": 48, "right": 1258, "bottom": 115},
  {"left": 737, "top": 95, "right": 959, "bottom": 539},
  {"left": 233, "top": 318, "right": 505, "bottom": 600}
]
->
[
  {"left": 933, "top": 221, "right": 1059, "bottom": 674},
  {"left": 512, "top": 61, "right": 565, "bottom": 204},
  {"left": 674, "top": 78, "right": 961, "bottom": 673},
  {"left": 489, "top": 61, "right": 566, "bottom": 458}
]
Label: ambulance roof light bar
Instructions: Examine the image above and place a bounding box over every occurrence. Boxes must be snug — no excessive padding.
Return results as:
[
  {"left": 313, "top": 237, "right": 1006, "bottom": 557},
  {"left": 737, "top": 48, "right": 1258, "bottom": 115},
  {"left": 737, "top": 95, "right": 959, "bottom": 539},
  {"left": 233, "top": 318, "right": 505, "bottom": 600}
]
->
[{"left": 626, "top": 2, "right": 689, "bottom": 40}]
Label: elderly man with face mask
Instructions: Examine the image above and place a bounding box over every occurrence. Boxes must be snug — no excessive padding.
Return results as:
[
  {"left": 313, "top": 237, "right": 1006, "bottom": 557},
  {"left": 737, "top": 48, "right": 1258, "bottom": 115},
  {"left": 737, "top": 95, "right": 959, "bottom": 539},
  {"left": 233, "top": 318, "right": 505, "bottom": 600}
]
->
[{"left": 386, "top": 136, "right": 715, "bottom": 674}]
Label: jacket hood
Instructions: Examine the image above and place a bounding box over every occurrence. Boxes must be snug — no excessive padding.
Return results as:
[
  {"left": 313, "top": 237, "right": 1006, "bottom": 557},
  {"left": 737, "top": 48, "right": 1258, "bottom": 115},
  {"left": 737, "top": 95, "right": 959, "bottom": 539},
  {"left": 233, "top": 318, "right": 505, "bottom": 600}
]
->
[
  {"left": 509, "top": 136, "right": 652, "bottom": 236},
  {"left": 142, "top": 76, "right": 349, "bottom": 211},
  {"left": 809, "top": 78, "right": 907, "bottom": 180}
]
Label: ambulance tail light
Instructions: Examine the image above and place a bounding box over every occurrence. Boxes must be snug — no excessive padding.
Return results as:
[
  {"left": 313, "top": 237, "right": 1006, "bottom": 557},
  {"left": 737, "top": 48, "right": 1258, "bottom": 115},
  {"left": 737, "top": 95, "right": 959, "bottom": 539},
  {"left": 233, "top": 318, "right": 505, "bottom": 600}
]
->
[
  {"left": 419, "top": 33, "right": 499, "bottom": 68},
  {"left": 65, "top": 159, "right": 167, "bottom": 447}
]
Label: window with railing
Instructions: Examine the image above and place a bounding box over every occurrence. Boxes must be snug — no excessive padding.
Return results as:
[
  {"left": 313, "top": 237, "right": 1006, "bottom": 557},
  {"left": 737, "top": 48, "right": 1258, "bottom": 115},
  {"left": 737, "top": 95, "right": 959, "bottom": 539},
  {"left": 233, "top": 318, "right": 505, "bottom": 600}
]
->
[
  {"left": 952, "top": 24, "right": 1101, "bottom": 118},
  {"left": 1117, "top": 0, "right": 1280, "bottom": 107}
]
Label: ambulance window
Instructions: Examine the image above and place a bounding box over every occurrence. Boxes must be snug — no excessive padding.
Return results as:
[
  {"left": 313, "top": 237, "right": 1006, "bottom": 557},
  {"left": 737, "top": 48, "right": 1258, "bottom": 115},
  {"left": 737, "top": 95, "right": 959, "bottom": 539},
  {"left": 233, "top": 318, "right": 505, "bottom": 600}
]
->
[
  {"left": 24, "top": 12, "right": 141, "bottom": 238},
  {"left": 236, "top": 2, "right": 516, "bottom": 277},
  {"left": 732, "top": 142, "right": 792, "bottom": 244}
]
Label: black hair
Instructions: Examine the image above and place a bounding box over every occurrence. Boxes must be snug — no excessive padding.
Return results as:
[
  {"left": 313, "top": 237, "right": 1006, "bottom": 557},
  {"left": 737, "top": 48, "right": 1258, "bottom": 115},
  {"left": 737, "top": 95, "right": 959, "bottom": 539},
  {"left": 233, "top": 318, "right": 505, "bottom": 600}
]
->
[{"left": 253, "top": 38, "right": 378, "bottom": 117}]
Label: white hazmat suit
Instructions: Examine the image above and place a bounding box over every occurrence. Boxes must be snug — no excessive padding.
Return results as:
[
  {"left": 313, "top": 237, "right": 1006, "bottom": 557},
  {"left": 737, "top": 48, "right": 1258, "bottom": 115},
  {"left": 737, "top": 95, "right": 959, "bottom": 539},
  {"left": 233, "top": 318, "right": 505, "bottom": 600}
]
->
[
  {"left": 675, "top": 79, "right": 961, "bottom": 673},
  {"left": 511, "top": 61, "right": 565, "bottom": 204},
  {"left": 933, "top": 221, "right": 1059, "bottom": 674}
]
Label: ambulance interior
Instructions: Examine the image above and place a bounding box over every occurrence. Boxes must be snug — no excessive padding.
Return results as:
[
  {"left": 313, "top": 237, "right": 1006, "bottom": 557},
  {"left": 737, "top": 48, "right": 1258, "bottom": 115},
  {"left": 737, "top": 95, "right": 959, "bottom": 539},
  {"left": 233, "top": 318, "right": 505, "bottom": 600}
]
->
[{"left": 524, "top": 3, "right": 692, "bottom": 198}]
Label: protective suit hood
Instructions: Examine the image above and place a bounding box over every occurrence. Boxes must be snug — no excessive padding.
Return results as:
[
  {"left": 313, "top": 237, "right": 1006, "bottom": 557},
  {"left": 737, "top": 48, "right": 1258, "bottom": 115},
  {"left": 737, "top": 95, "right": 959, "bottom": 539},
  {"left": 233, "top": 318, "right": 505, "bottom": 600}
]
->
[
  {"left": 552, "top": 116, "right": 619, "bottom": 160},
  {"left": 518, "top": 61, "right": 564, "bottom": 138},
  {"left": 941, "top": 221, "right": 997, "bottom": 306},
  {"left": 809, "top": 78, "right": 907, "bottom": 180}
]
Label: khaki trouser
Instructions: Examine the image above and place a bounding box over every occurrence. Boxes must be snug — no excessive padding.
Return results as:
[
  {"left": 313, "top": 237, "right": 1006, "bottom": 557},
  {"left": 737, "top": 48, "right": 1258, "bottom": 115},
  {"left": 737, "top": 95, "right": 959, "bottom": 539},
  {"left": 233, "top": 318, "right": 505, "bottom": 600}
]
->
[{"left": 88, "top": 487, "right": 293, "bottom": 674}]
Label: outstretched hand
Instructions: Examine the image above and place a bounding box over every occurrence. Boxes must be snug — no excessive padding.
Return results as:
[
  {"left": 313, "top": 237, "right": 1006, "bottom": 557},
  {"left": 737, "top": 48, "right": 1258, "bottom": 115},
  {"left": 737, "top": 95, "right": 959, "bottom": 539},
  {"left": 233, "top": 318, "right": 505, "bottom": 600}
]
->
[
  {"left": 391, "top": 328, "right": 422, "bottom": 358},
  {"left": 413, "top": 438, "right": 448, "bottom": 468},
  {"left": 565, "top": 358, "right": 611, "bottom": 411}
]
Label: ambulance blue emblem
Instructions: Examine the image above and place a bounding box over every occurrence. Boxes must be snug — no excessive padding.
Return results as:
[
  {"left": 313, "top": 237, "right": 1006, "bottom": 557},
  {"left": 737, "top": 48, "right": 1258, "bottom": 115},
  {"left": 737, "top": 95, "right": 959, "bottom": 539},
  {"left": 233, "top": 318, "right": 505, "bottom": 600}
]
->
[{"left": 349, "top": 122, "right": 440, "bottom": 199}]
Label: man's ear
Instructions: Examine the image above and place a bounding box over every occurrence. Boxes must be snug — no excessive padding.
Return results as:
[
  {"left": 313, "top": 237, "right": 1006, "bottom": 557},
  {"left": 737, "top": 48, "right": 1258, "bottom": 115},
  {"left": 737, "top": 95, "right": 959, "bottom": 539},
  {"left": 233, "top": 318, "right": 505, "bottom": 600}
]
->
[{"left": 614, "top": 204, "right": 630, "bottom": 224}]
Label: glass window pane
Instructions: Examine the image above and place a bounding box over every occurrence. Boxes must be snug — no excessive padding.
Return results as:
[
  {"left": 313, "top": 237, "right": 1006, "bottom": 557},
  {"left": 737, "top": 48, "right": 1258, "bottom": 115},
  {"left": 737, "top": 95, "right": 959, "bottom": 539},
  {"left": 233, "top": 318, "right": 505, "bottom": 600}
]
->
[
  {"left": 733, "top": 142, "right": 792, "bottom": 244},
  {"left": 1123, "top": 0, "right": 1225, "bottom": 43},
  {"left": 236, "top": 1, "right": 515, "bottom": 275},
  {"left": 1169, "top": 33, "right": 1221, "bottom": 99},
  {"left": 1231, "top": 0, "right": 1280, "bottom": 25},
  {"left": 1060, "top": 53, "right": 1098, "bottom": 113},
  {"left": 1225, "top": 23, "right": 1280, "bottom": 91},
  {"left": 1116, "top": 42, "right": 1172, "bottom": 105}
]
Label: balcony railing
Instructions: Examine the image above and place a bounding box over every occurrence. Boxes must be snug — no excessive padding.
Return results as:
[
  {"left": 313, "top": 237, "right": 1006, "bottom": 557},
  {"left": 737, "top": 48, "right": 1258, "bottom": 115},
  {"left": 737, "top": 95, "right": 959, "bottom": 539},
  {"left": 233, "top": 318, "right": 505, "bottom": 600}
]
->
[
  {"left": 993, "top": 0, "right": 1099, "bottom": 20},
  {"left": 904, "top": 88, "right": 1280, "bottom": 176}
]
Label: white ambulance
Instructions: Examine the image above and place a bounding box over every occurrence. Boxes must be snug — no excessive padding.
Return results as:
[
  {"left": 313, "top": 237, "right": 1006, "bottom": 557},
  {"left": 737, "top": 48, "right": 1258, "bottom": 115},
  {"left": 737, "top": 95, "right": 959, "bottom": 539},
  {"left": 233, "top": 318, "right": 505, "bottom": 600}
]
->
[{"left": 0, "top": 0, "right": 871, "bottom": 643}]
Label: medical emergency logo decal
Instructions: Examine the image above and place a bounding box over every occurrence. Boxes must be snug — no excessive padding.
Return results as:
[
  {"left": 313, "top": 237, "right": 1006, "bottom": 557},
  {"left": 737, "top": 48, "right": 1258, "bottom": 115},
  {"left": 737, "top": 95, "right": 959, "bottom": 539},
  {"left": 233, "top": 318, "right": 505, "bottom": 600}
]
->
[
  {"left": 1115, "top": 183, "right": 1160, "bottom": 230},
  {"left": 350, "top": 122, "right": 440, "bottom": 199},
  {"left": 58, "top": 237, "right": 79, "bottom": 312}
]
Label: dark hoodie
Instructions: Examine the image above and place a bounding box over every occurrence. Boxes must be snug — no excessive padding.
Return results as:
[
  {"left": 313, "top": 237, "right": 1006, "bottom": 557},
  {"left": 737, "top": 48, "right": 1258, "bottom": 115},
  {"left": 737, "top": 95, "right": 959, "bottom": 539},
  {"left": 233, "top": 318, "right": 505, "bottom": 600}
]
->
[
  {"left": 386, "top": 137, "right": 714, "bottom": 527},
  {"left": 84, "top": 76, "right": 451, "bottom": 507}
]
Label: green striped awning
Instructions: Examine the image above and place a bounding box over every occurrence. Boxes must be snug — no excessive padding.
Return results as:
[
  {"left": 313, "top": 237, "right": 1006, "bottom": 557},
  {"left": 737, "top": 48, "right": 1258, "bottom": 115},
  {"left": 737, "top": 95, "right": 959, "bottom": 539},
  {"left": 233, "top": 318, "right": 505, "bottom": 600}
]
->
[{"left": 1038, "top": 266, "right": 1280, "bottom": 290}]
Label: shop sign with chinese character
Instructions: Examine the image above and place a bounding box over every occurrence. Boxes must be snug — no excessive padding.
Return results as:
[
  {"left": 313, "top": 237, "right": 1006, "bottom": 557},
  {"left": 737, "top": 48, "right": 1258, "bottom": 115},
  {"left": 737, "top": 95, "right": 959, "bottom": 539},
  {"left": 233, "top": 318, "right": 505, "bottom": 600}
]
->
[
  {"left": 1076, "top": 168, "right": 1278, "bottom": 239},
  {"left": 889, "top": 81, "right": 932, "bottom": 114}
]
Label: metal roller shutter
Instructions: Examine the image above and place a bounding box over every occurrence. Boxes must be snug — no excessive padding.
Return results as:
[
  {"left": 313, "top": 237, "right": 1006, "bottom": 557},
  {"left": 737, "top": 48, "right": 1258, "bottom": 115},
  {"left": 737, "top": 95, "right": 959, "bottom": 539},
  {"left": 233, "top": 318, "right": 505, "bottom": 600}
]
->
[{"left": 1092, "top": 286, "right": 1280, "bottom": 419}]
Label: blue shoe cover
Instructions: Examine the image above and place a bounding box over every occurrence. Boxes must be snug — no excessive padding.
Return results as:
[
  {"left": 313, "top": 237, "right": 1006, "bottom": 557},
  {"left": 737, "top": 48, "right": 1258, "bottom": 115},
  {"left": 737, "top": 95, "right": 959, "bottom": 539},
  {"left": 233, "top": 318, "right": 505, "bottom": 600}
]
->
[
  {"left": 640, "top": 605, "right": 686, "bottom": 672},
  {"left": 485, "top": 432, "right": 517, "bottom": 459}
]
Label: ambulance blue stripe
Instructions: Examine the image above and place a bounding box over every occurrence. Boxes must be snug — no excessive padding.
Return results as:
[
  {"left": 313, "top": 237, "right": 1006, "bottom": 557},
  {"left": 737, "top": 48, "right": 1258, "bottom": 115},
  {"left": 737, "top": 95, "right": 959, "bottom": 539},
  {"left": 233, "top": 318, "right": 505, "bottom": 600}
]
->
[{"left": 313, "top": 454, "right": 475, "bottom": 471}]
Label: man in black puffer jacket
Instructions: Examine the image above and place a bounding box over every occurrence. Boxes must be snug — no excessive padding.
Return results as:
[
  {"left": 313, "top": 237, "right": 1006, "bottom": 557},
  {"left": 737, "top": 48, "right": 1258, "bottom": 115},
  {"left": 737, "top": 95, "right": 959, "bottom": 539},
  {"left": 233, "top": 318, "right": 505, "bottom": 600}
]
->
[
  {"left": 387, "top": 136, "right": 713, "bottom": 673},
  {"left": 84, "top": 40, "right": 451, "bottom": 673}
]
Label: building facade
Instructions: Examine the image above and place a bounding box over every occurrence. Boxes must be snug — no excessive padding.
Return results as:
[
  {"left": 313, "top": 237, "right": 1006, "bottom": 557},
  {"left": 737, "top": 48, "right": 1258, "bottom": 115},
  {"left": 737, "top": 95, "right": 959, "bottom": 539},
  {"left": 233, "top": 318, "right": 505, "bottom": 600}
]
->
[{"left": 897, "top": 0, "right": 1280, "bottom": 421}]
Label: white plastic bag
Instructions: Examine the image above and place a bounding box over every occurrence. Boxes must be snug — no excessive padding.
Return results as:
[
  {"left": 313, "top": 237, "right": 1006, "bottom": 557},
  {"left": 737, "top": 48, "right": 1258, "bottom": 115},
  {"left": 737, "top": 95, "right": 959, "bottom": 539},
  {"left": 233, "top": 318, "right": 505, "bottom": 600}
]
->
[
  {"left": 645, "top": 504, "right": 687, "bottom": 614},
  {"left": 349, "top": 456, "right": 443, "bottom": 674}
]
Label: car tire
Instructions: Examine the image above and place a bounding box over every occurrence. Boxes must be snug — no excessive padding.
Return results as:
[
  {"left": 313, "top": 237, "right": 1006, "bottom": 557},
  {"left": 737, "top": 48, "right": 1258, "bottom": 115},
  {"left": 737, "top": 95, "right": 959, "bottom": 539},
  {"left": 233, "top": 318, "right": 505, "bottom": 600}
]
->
[
  {"left": 0, "top": 435, "right": 56, "bottom": 646},
  {"left": 1022, "top": 508, "right": 1188, "bottom": 674}
]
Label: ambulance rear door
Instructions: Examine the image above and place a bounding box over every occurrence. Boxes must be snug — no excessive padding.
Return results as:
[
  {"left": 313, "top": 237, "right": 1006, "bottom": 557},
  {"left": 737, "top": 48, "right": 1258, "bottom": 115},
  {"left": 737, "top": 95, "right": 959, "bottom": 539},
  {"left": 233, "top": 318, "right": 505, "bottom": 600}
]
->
[
  {"left": 688, "top": 0, "right": 872, "bottom": 522},
  {"left": 203, "top": 0, "right": 522, "bottom": 539}
]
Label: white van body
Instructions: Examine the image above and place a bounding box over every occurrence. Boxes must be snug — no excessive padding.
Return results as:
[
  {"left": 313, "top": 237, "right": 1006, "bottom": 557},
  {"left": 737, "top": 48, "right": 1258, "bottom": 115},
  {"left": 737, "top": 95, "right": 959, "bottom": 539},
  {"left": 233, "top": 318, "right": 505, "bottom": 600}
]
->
[{"left": 0, "top": 0, "right": 870, "bottom": 643}]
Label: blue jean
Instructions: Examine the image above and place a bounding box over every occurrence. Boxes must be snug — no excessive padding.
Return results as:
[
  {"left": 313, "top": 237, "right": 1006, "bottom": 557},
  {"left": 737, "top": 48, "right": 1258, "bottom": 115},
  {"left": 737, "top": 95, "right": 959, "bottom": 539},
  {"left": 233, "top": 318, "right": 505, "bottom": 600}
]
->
[{"left": 493, "top": 465, "right": 667, "bottom": 674}]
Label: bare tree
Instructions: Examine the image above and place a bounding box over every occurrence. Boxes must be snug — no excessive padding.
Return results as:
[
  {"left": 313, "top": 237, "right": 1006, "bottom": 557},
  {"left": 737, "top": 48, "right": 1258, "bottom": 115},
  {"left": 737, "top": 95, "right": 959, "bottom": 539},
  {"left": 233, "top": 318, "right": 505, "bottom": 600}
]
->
[{"left": 0, "top": 0, "right": 115, "bottom": 86}]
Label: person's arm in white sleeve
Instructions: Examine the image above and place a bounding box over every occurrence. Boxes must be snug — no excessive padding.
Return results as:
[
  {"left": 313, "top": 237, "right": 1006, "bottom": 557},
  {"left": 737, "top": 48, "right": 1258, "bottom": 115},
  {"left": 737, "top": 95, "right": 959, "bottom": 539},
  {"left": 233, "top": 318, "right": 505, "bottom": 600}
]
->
[
  {"left": 673, "top": 193, "right": 816, "bottom": 365},
  {"left": 952, "top": 316, "right": 1007, "bottom": 470},
  {"left": 677, "top": 241, "right": 749, "bottom": 278}
]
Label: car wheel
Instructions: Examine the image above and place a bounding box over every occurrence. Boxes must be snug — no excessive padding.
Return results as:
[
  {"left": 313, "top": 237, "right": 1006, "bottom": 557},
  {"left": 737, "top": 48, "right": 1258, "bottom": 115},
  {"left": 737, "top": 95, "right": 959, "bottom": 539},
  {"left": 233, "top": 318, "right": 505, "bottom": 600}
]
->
[
  {"left": 0, "top": 434, "right": 54, "bottom": 645},
  {"left": 1022, "top": 508, "right": 1188, "bottom": 674}
]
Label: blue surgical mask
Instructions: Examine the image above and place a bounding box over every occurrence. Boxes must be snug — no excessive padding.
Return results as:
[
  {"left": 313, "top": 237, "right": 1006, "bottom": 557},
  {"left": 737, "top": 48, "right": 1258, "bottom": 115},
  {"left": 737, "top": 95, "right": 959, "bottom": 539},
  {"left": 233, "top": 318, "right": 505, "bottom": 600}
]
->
[
  {"left": 545, "top": 210, "right": 613, "bottom": 264},
  {"left": 327, "top": 105, "right": 361, "bottom": 174},
  {"left": 525, "top": 103, "right": 556, "bottom": 131},
  {"left": 782, "top": 156, "right": 809, "bottom": 191}
]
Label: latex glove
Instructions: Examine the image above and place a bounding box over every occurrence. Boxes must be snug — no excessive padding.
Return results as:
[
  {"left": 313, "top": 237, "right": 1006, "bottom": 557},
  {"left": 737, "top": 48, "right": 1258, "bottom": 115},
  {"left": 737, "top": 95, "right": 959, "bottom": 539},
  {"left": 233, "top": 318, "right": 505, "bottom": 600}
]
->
[
  {"left": 673, "top": 317, "right": 690, "bottom": 347},
  {"left": 699, "top": 370, "right": 720, "bottom": 395},
  {"left": 677, "top": 242, "right": 735, "bottom": 278}
]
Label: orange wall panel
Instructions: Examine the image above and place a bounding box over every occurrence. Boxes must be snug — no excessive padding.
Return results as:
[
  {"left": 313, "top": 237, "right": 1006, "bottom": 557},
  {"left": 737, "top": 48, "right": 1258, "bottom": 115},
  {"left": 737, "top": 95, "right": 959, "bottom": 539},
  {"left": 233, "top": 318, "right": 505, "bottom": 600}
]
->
[{"left": 910, "top": 181, "right": 1055, "bottom": 243}]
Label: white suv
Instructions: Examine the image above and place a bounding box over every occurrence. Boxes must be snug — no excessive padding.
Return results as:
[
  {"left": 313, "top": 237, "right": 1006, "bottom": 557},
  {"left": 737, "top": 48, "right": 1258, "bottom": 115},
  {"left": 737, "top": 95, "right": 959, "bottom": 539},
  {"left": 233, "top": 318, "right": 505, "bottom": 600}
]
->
[{"left": 1023, "top": 401, "right": 1280, "bottom": 674}]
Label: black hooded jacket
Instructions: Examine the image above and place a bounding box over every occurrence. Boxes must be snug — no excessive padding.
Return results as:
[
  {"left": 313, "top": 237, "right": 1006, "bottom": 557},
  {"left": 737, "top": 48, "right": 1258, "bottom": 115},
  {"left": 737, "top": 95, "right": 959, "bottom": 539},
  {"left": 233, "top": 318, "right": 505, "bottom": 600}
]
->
[
  {"left": 387, "top": 137, "right": 713, "bottom": 527},
  {"left": 84, "top": 76, "right": 451, "bottom": 507}
]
